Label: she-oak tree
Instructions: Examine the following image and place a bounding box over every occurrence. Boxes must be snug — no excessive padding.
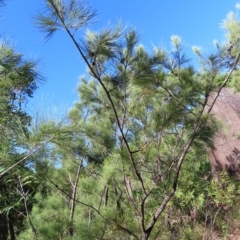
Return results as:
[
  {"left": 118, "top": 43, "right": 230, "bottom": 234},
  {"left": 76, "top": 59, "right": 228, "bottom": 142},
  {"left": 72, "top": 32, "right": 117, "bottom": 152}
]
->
[{"left": 16, "top": 1, "right": 240, "bottom": 240}]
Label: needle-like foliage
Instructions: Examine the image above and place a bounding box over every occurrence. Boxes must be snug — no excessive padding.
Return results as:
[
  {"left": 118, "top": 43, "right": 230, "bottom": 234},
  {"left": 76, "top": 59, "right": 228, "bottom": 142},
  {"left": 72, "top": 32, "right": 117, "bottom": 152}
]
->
[
  {"left": 16, "top": 1, "right": 240, "bottom": 240},
  {"left": 35, "top": 0, "right": 97, "bottom": 39}
]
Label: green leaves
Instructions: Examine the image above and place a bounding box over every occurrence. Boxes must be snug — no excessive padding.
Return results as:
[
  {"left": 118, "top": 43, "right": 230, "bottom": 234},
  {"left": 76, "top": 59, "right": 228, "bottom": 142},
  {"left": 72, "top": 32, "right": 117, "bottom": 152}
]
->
[
  {"left": 0, "top": 42, "right": 41, "bottom": 161},
  {"left": 35, "top": 0, "right": 97, "bottom": 40},
  {"left": 85, "top": 23, "right": 123, "bottom": 60},
  {"left": 22, "top": 1, "right": 240, "bottom": 239},
  {"left": 221, "top": 11, "right": 240, "bottom": 56}
]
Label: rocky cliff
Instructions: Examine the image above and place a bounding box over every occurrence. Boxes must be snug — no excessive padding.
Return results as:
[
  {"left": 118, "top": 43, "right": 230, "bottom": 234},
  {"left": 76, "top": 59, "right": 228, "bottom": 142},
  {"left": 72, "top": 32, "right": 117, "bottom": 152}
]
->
[{"left": 207, "top": 88, "right": 240, "bottom": 179}]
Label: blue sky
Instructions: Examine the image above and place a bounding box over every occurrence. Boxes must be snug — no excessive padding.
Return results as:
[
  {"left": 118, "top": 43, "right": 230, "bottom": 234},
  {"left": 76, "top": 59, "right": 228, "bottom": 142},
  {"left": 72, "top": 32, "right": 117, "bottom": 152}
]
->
[{"left": 0, "top": 0, "right": 238, "bottom": 115}]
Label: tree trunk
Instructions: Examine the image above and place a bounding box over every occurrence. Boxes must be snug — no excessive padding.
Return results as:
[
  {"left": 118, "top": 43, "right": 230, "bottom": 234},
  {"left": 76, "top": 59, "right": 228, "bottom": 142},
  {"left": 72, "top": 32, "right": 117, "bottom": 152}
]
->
[
  {"left": 69, "top": 161, "right": 82, "bottom": 236},
  {"left": 141, "top": 232, "right": 149, "bottom": 240},
  {"left": 8, "top": 215, "right": 16, "bottom": 240},
  {"left": 0, "top": 214, "right": 8, "bottom": 240}
]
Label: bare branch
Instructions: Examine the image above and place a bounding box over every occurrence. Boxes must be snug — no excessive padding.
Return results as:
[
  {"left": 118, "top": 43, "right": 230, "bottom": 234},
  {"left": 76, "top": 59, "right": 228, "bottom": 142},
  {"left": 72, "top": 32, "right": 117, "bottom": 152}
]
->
[
  {"left": 0, "top": 146, "right": 41, "bottom": 177},
  {"left": 17, "top": 176, "right": 38, "bottom": 240}
]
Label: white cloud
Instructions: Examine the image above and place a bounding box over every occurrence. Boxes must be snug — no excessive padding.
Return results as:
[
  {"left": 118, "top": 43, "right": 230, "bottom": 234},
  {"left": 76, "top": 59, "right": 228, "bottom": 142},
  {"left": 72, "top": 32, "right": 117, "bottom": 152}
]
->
[{"left": 235, "top": 3, "right": 240, "bottom": 9}]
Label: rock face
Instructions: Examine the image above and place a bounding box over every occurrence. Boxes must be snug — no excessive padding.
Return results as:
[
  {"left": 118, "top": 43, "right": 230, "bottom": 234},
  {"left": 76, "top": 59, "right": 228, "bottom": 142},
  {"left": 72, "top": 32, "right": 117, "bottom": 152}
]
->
[{"left": 207, "top": 88, "right": 240, "bottom": 180}]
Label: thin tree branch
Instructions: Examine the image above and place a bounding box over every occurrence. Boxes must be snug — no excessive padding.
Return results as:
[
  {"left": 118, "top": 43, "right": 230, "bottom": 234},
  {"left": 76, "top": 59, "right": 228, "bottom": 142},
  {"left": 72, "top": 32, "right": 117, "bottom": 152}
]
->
[
  {"left": 49, "top": 2, "right": 147, "bottom": 196},
  {"left": 0, "top": 146, "right": 41, "bottom": 177},
  {"left": 207, "top": 53, "right": 240, "bottom": 114},
  {"left": 69, "top": 159, "right": 83, "bottom": 236},
  {"left": 144, "top": 53, "right": 240, "bottom": 238},
  {"left": 45, "top": 173, "right": 105, "bottom": 218},
  {"left": 17, "top": 176, "right": 38, "bottom": 240},
  {"left": 45, "top": 173, "right": 139, "bottom": 239}
]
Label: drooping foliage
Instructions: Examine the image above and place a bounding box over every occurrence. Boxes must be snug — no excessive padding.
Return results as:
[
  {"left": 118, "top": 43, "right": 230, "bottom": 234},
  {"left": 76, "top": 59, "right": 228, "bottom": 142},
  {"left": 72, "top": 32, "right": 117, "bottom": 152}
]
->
[
  {"left": 0, "top": 42, "right": 41, "bottom": 239},
  {"left": 2, "top": 1, "right": 240, "bottom": 240}
]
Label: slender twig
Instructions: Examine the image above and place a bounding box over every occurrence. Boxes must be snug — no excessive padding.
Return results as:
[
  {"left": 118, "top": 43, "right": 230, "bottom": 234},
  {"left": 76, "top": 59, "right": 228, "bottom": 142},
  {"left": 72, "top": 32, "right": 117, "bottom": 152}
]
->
[
  {"left": 209, "top": 207, "right": 221, "bottom": 240},
  {"left": 48, "top": 3, "right": 147, "bottom": 196},
  {"left": 144, "top": 53, "right": 240, "bottom": 238},
  {"left": 0, "top": 132, "right": 58, "bottom": 177},
  {"left": 121, "top": 158, "right": 141, "bottom": 216},
  {"left": 17, "top": 176, "right": 38, "bottom": 240},
  {"left": 44, "top": 173, "right": 139, "bottom": 239},
  {"left": 159, "top": 82, "right": 197, "bottom": 116},
  {"left": 45, "top": 173, "right": 104, "bottom": 217},
  {"left": 207, "top": 53, "right": 240, "bottom": 114},
  {"left": 69, "top": 159, "right": 83, "bottom": 236},
  {"left": 0, "top": 146, "right": 41, "bottom": 177}
]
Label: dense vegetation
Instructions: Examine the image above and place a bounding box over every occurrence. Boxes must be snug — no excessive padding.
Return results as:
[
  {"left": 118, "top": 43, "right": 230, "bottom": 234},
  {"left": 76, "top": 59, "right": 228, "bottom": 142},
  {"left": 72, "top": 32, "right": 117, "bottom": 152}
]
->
[{"left": 1, "top": 1, "right": 240, "bottom": 239}]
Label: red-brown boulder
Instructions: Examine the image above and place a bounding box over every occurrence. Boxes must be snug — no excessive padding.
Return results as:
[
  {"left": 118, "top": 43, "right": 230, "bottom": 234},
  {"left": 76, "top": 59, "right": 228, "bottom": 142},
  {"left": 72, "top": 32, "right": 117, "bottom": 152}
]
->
[{"left": 207, "top": 88, "right": 240, "bottom": 179}]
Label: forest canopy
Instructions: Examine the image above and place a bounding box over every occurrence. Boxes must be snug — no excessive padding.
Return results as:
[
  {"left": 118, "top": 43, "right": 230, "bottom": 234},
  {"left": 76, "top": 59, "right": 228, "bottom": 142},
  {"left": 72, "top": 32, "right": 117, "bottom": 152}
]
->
[{"left": 1, "top": 1, "right": 240, "bottom": 240}]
